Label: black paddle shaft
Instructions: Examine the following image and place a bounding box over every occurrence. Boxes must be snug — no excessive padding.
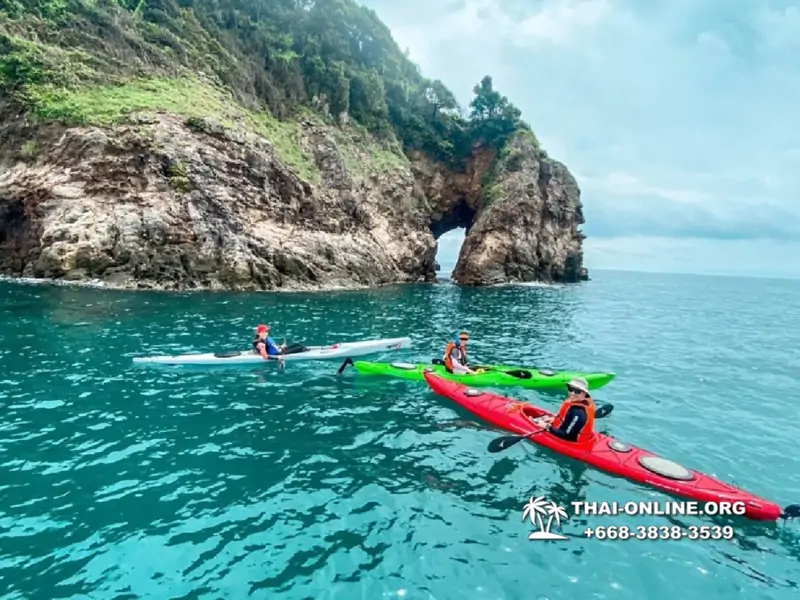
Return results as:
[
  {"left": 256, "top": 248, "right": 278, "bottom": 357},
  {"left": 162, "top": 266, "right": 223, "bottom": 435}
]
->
[
  {"left": 486, "top": 404, "right": 615, "bottom": 453},
  {"left": 337, "top": 357, "right": 354, "bottom": 374},
  {"left": 430, "top": 359, "right": 534, "bottom": 379}
]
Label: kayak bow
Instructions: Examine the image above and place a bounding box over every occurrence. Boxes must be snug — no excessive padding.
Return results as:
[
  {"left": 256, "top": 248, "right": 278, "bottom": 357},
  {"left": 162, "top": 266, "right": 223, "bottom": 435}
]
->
[{"left": 423, "top": 371, "right": 800, "bottom": 522}]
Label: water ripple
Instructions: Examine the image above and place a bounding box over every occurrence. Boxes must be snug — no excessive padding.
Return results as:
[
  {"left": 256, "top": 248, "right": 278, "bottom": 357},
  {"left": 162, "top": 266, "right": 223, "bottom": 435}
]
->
[{"left": 0, "top": 273, "right": 799, "bottom": 599}]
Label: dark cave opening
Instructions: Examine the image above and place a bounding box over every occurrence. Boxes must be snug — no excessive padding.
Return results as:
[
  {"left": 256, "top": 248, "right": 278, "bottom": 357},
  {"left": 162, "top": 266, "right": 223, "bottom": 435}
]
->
[
  {"left": 0, "top": 198, "right": 27, "bottom": 245},
  {"left": 0, "top": 197, "right": 38, "bottom": 275}
]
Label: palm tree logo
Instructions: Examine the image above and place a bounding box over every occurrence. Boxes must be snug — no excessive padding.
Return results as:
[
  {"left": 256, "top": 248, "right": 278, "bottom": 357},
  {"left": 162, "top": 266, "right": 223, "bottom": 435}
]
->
[{"left": 522, "top": 496, "right": 570, "bottom": 540}]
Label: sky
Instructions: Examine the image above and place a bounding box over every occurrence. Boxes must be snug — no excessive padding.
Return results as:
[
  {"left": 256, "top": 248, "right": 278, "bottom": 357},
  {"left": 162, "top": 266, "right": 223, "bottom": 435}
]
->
[{"left": 360, "top": 0, "right": 800, "bottom": 278}]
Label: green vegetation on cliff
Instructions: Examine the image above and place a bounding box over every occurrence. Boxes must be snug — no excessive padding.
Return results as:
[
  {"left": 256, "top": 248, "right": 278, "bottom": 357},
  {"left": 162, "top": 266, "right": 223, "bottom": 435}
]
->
[{"left": 0, "top": 0, "right": 536, "bottom": 169}]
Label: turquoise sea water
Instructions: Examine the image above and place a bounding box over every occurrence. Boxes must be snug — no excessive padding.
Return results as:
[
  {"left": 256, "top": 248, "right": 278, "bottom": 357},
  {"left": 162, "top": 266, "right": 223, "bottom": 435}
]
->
[{"left": 1, "top": 269, "right": 799, "bottom": 599}]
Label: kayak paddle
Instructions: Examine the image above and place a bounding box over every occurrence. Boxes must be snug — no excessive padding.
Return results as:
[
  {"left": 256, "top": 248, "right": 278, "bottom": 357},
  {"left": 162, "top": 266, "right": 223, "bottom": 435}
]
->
[
  {"left": 782, "top": 505, "right": 800, "bottom": 519},
  {"left": 433, "top": 360, "right": 541, "bottom": 380},
  {"left": 486, "top": 403, "right": 615, "bottom": 453},
  {"left": 337, "top": 357, "right": 354, "bottom": 374}
]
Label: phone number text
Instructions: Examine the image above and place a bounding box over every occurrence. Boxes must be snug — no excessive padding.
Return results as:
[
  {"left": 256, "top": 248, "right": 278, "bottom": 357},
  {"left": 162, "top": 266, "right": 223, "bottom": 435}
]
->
[{"left": 583, "top": 525, "right": 735, "bottom": 541}]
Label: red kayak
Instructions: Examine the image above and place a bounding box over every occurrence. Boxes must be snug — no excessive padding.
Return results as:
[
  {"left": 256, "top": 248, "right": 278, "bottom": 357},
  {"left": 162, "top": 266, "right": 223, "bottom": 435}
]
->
[{"left": 423, "top": 372, "right": 799, "bottom": 522}]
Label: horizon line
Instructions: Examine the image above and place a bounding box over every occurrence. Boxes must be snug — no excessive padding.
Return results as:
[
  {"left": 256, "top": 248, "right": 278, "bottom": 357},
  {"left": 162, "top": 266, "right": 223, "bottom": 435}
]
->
[{"left": 586, "top": 267, "right": 800, "bottom": 282}]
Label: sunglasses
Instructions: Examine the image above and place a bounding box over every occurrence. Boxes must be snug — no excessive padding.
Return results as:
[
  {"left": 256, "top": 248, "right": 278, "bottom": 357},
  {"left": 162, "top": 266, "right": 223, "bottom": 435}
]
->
[
  {"left": 459, "top": 337, "right": 469, "bottom": 342},
  {"left": 567, "top": 386, "right": 585, "bottom": 395}
]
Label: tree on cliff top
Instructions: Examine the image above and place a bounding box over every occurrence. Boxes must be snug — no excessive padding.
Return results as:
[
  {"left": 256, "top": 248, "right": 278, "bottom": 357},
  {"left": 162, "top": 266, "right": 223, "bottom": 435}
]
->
[
  {"left": 469, "top": 76, "right": 524, "bottom": 149},
  {"left": 0, "top": 0, "right": 531, "bottom": 164}
]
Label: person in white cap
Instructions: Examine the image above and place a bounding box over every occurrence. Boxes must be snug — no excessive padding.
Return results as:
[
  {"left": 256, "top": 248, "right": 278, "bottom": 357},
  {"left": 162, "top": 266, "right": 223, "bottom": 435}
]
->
[{"left": 533, "top": 377, "right": 597, "bottom": 443}]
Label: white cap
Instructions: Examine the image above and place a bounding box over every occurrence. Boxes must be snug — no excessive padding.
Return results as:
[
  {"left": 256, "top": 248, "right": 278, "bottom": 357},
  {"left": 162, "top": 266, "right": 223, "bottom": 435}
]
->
[{"left": 567, "top": 377, "right": 589, "bottom": 394}]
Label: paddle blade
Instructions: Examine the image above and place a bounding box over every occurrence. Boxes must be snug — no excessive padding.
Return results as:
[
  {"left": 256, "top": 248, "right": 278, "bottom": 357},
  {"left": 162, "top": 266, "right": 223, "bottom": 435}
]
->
[
  {"left": 337, "top": 357, "right": 354, "bottom": 374},
  {"left": 596, "top": 404, "right": 614, "bottom": 418},
  {"left": 782, "top": 504, "right": 800, "bottom": 519},
  {"left": 487, "top": 435, "right": 527, "bottom": 453}
]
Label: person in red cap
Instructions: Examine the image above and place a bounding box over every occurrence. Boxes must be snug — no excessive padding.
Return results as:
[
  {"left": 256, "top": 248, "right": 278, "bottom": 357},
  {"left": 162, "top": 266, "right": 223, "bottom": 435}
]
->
[{"left": 253, "top": 324, "right": 284, "bottom": 359}]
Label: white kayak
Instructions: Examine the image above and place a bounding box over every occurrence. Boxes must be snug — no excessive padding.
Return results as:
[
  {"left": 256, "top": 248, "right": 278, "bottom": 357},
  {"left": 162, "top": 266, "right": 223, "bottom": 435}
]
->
[{"left": 132, "top": 336, "right": 412, "bottom": 366}]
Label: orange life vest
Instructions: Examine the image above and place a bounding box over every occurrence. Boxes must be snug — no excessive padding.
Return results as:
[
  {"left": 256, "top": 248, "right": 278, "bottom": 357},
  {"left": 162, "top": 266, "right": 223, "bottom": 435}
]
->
[
  {"left": 551, "top": 396, "right": 596, "bottom": 443},
  {"left": 443, "top": 341, "right": 467, "bottom": 371}
]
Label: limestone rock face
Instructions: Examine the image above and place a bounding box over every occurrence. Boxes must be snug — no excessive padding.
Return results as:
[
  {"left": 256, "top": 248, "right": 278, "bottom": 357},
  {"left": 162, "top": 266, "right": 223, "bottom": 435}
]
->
[
  {"left": 0, "top": 112, "right": 433, "bottom": 290},
  {"left": 452, "top": 137, "right": 586, "bottom": 285},
  {"left": 0, "top": 110, "right": 587, "bottom": 290}
]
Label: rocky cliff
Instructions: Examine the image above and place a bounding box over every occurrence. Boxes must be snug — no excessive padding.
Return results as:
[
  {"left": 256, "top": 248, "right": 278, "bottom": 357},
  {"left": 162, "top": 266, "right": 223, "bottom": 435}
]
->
[
  {"left": 0, "top": 0, "right": 588, "bottom": 291},
  {"left": 453, "top": 136, "right": 587, "bottom": 284},
  {"left": 0, "top": 106, "right": 434, "bottom": 290}
]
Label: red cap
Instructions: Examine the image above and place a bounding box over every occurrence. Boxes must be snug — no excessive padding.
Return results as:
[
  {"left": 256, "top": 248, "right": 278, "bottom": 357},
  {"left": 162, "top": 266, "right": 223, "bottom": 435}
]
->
[{"left": 256, "top": 324, "right": 269, "bottom": 333}]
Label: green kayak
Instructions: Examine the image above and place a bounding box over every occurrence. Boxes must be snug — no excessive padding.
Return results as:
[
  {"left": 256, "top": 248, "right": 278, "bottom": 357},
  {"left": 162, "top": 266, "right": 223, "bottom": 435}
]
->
[{"left": 343, "top": 359, "right": 616, "bottom": 390}]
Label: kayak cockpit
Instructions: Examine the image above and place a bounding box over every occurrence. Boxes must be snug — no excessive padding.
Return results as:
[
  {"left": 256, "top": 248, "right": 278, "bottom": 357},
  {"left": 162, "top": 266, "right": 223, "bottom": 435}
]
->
[{"left": 519, "top": 404, "right": 549, "bottom": 421}]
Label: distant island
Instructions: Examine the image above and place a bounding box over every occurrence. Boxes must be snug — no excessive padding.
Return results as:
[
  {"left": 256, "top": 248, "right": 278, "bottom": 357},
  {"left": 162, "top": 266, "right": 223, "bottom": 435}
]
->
[{"left": 0, "top": 0, "right": 588, "bottom": 290}]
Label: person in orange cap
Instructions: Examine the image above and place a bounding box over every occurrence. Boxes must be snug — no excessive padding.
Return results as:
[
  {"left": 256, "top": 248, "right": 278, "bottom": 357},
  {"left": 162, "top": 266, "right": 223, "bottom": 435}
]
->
[
  {"left": 252, "top": 324, "right": 284, "bottom": 359},
  {"left": 252, "top": 324, "right": 308, "bottom": 359}
]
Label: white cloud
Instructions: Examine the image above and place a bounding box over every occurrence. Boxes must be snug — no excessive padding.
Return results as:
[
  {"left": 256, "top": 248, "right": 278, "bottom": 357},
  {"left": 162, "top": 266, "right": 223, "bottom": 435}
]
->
[
  {"left": 514, "top": 0, "right": 612, "bottom": 47},
  {"left": 696, "top": 31, "right": 730, "bottom": 54},
  {"left": 377, "top": 0, "right": 613, "bottom": 70},
  {"left": 583, "top": 172, "right": 710, "bottom": 205},
  {"left": 360, "top": 0, "right": 800, "bottom": 275},
  {"left": 755, "top": 5, "right": 800, "bottom": 50}
]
